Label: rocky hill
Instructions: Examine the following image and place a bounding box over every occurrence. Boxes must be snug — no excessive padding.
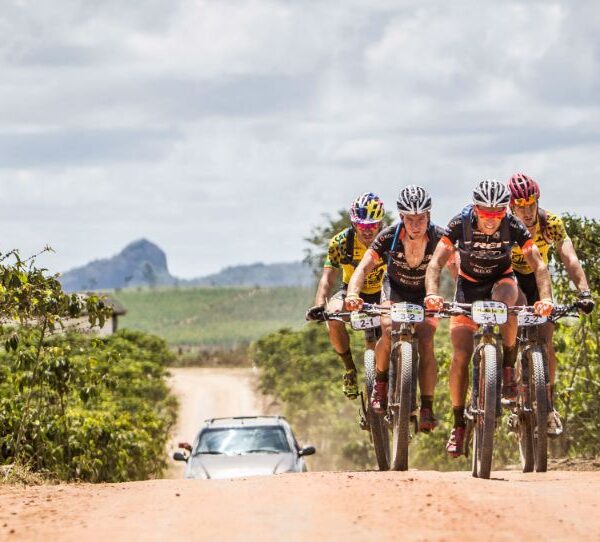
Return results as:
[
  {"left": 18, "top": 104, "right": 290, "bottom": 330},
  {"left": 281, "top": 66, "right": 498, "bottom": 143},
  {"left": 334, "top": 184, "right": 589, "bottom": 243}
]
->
[
  {"left": 59, "top": 239, "right": 315, "bottom": 291},
  {"left": 60, "top": 239, "right": 178, "bottom": 292}
]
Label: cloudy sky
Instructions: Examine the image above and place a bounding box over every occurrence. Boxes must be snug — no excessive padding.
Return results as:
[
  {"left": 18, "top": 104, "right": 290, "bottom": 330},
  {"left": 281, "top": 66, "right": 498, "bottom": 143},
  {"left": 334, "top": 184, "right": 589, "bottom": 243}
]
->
[{"left": 1, "top": 0, "right": 599, "bottom": 278}]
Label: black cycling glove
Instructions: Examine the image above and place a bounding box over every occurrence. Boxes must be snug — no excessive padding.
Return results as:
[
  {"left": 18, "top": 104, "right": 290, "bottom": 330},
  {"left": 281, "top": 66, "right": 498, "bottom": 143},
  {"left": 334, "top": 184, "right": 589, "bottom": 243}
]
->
[
  {"left": 578, "top": 290, "right": 595, "bottom": 314},
  {"left": 305, "top": 305, "right": 326, "bottom": 322}
]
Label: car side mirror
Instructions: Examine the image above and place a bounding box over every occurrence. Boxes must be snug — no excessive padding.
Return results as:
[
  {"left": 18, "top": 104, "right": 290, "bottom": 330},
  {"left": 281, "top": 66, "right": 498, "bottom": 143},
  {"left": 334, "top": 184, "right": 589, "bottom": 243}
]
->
[
  {"left": 173, "top": 452, "right": 188, "bottom": 462},
  {"left": 298, "top": 445, "right": 316, "bottom": 457},
  {"left": 178, "top": 442, "right": 192, "bottom": 452}
]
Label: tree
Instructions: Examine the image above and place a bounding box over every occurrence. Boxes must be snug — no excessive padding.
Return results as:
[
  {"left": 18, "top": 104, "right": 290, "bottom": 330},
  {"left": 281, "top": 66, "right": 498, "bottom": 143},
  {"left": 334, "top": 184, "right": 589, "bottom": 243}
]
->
[{"left": 551, "top": 214, "right": 600, "bottom": 456}]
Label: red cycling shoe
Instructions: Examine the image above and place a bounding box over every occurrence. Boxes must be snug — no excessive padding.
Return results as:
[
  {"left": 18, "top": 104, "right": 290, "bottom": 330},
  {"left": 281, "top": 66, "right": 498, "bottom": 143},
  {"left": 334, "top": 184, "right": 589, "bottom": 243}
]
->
[
  {"left": 370, "top": 380, "right": 388, "bottom": 414},
  {"left": 446, "top": 426, "right": 466, "bottom": 457}
]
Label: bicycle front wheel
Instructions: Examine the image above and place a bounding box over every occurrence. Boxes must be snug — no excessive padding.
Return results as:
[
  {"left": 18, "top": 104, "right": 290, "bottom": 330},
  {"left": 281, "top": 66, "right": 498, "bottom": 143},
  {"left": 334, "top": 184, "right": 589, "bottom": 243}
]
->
[
  {"left": 530, "top": 347, "right": 548, "bottom": 472},
  {"left": 364, "top": 349, "right": 390, "bottom": 471},
  {"left": 473, "top": 343, "right": 497, "bottom": 479},
  {"left": 390, "top": 341, "right": 413, "bottom": 471}
]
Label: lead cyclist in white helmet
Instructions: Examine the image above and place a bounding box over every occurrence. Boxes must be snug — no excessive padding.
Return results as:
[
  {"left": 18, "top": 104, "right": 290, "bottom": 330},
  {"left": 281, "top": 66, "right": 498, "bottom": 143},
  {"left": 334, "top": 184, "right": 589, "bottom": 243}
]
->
[{"left": 424, "top": 179, "right": 553, "bottom": 458}]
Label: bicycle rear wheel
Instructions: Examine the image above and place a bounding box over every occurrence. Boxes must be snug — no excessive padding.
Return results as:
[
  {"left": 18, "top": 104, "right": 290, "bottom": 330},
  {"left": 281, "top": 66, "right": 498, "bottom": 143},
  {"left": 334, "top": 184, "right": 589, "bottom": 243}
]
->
[
  {"left": 530, "top": 347, "right": 548, "bottom": 472},
  {"left": 516, "top": 353, "right": 534, "bottom": 473},
  {"left": 390, "top": 341, "right": 413, "bottom": 471},
  {"left": 473, "top": 343, "right": 497, "bottom": 479},
  {"left": 364, "top": 349, "right": 390, "bottom": 471}
]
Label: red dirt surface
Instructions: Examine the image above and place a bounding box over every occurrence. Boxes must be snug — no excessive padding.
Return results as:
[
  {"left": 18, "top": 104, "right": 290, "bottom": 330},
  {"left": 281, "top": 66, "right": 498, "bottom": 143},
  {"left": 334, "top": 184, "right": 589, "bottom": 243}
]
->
[{"left": 1, "top": 470, "right": 599, "bottom": 541}]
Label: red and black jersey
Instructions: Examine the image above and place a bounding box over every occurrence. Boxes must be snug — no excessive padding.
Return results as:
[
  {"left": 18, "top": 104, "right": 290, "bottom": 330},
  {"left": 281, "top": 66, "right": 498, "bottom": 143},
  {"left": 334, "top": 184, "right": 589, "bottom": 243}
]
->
[
  {"left": 369, "top": 223, "right": 445, "bottom": 295},
  {"left": 442, "top": 210, "right": 532, "bottom": 282}
]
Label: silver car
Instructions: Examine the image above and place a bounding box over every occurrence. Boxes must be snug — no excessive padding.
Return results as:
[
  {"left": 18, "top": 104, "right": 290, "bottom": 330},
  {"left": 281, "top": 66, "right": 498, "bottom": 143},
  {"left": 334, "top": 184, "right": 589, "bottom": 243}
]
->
[{"left": 173, "top": 416, "right": 316, "bottom": 479}]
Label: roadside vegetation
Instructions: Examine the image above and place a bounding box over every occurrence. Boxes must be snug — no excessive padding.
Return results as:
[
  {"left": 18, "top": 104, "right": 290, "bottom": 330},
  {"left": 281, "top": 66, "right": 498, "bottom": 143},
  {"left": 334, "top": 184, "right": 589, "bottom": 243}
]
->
[
  {"left": 0, "top": 250, "right": 176, "bottom": 484},
  {"left": 252, "top": 214, "right": 600, "bottom": 471}
]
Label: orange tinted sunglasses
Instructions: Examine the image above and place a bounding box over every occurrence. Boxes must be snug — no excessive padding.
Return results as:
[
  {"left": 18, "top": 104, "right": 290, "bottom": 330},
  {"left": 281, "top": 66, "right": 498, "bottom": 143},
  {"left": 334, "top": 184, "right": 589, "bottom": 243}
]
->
[
  {"left": 512, "top": 194, "right": 537, "bottom": 207},
  {"left": 475, "top": 206, "right": 507, "bottom": 219}
]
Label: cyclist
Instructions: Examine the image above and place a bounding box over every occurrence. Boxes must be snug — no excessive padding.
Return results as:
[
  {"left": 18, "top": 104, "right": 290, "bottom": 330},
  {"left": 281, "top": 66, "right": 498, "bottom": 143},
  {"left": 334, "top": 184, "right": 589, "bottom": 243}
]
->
[
  {"left": 508, "top": 173, "right": 595, "bottom": 436},
  {"left": 344, "top": 185, "right": 455, "bottom": 431},
  {"left": 424, "top": 179, "right": 554, "bottom": 457},
  {"left": 305, "top": 192, "right": 386, "bottom": 399}
]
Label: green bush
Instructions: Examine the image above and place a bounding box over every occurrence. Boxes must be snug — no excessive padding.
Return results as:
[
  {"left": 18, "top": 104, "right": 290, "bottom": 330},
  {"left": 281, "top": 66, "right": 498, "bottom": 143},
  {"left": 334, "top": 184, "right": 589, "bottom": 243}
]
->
[{"left": 0, "top": 329, "right": 176, "bottom": 482}]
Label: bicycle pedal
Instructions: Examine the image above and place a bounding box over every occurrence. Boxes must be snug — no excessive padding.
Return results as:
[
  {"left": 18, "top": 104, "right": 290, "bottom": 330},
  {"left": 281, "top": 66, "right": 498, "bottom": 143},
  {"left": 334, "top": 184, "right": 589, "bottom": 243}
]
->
[{"left": 359, "top": 415, "right": 369, "bottom": 431}]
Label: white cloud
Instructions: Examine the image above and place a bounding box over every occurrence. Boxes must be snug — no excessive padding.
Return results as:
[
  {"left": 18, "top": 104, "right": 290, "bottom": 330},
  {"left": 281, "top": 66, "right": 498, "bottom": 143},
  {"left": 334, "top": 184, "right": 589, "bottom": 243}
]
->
[{"left": 0, "top": 0, "right": 599, "bottom": 278}]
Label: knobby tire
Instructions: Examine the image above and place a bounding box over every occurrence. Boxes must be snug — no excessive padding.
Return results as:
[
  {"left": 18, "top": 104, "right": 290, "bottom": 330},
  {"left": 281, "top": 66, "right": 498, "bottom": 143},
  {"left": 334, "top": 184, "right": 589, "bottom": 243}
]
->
[
  {"left": 531, "top": 347, "right": 548, "bottom": 472},
  {"left": 364, "top": 349, "right": 390, "bottom": 471},
  {"left": 391, "top": 341, "right": 413, "bottom": 471}
]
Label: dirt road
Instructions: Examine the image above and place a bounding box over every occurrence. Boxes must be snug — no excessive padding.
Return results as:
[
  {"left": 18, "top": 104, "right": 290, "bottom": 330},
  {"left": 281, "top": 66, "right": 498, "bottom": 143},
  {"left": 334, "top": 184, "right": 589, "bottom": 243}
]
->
[
  {"left": 166, "top": 367, "right": 270, "bottom": 477},
  {"left": 2, "top": 369, "right": 599, "bottom": 541},
  {"left": 1, "top": 470, "right": 599, "bottom": 541}
]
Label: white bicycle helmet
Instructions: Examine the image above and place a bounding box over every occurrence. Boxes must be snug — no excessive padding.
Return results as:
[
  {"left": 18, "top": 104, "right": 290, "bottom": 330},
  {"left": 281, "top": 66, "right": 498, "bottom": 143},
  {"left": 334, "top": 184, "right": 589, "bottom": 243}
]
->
[
  {"left": 472, "top": 179, "right": 511, "bottom": 208},
  {"left": 396, "top": 185, "right": 432, "bottom": 214}
]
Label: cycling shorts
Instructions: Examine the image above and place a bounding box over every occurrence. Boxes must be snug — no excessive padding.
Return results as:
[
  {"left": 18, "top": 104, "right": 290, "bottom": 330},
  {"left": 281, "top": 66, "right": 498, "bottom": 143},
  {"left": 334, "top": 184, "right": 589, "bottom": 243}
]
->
[
  {"left": 515, "top": 271, "right": 539, "bottom": 305},
  {"left": 381, "top": 276, "right": 438, "bottom": 329}
]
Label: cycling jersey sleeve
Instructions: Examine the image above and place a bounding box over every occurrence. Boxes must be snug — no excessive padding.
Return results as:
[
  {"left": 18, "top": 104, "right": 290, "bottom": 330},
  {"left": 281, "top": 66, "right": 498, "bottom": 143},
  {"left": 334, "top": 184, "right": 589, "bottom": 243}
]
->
[
  {"left": 443, "top": 214, "right": 463, "bottom": 246},
  {"left": 546, "top": 212, "right": 568, "bottom": 244},
  {"left": 324, "top": 232, "right": 344, "bottom": 268},
  {"left": 509, "top": 215, "right": 533, "bottom": 248},
  {"left": 369, "top": 225, "right": 395, "bottom": 260}
]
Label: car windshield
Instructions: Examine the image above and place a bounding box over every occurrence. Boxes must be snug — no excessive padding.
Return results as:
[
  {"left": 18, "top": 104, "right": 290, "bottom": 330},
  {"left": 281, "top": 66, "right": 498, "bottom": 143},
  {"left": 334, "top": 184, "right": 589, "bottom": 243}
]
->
[{"left": 195, "top": 426, "right": 291, "bottom": 455}]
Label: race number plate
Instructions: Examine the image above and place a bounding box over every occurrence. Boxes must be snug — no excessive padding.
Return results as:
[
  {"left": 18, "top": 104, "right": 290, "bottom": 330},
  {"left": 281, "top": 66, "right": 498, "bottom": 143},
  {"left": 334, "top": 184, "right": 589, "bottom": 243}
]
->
[
  {"left": 517, "top": 311, "right": 547, "bottom": 326},
  {"left": 471, "top": 301, "right": 508, "bottom": 325},
  {"left": 391, "top": 302, "right": 424, "bottom": 323},
  {"left": 350, "top": 312, "right": 381, "bottom": 330}
]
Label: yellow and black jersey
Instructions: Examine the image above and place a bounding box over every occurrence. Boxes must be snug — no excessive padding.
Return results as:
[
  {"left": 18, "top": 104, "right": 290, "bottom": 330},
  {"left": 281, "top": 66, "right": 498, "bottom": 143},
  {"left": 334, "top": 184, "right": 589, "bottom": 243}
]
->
[
  {"left": 511, "top": 210, "right": 568, "bottom": 274},
  {"left": 324, "top": 228, "right": 385, "bottom": 295}
]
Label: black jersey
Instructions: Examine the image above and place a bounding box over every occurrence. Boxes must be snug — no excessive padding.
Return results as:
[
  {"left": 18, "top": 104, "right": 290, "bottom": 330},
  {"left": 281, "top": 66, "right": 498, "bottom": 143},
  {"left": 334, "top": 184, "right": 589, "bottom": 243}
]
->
[
  {"left": 370, "top": 223, "right": 444, "bottom": 295},
  {"left": 443, "top": 208, "right": 532, "bottom": 281}
]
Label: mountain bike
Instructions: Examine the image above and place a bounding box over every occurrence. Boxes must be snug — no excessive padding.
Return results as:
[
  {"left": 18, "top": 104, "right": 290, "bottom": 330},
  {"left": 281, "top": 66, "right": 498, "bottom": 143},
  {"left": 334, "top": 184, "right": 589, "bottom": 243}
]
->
[
  {"left": 511, "top": 302, "right": 583, "bottom": 473},
  {"left": 320, "top": 307, "right": 390, "bottom": 471},
  {"left": 355, "top": 302, "right": 428, "bottom": 472},
  {"left": 441, "top": 301, "right": 507, "bottom": 479}
]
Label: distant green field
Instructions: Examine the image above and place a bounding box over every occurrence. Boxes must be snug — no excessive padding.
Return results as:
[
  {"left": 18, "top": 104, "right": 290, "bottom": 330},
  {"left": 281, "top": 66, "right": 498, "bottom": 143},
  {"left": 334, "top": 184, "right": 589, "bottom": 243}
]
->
[{"left": 112, "top": 286, "right": 314, "bottom": 346}]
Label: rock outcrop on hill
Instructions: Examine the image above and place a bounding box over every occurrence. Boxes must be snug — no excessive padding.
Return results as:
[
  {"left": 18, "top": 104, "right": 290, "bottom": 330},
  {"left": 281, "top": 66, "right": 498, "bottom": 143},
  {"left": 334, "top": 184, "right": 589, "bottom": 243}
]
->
[
  {"left": 60, "top": 239, "right": 315, "bottom": 291},
  {"left": 60, "top": 239, "right": 177, "bottom": 291}
]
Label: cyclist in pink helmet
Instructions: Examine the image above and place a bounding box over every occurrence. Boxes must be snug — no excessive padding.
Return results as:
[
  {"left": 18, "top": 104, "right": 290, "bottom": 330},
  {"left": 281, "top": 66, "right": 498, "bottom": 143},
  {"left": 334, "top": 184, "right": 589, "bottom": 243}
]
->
[{"left": 508, "top": 173, "right": 594, "bottom": 436}]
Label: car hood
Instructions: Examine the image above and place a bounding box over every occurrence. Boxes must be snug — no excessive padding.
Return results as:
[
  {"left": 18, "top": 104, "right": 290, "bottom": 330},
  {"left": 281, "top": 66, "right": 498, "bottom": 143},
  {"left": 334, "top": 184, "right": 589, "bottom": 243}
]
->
[{"left": 186, "top": 452, "right": 297, "bottom": 480}]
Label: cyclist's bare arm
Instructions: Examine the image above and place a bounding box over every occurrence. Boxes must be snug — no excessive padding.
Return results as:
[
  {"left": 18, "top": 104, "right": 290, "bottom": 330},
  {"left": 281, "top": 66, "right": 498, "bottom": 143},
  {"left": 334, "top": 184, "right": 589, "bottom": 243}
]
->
[
  {"left": 446, "top": 251, "right": 459, "bottom": 281},
  {"left": 425, "top": 241, "right": 455, "bottom": 296},
  {"left": 314, "top": 266, "right": 339, "bottom": 306},
  {"left": 555, "top": 238, "right": 590, "bottom": 292},
  {"left": 346, "top": 249, "right": 379, "bottom": 298},
  {"left": 523, "top": 243, "right": 553, "bottom": 300}
]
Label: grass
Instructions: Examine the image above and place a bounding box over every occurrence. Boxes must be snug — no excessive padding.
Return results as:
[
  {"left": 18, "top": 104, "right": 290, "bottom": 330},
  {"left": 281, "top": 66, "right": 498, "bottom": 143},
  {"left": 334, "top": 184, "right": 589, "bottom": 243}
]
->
[{"left": 112, "top": 286, "right": 314, "bottom": 346}]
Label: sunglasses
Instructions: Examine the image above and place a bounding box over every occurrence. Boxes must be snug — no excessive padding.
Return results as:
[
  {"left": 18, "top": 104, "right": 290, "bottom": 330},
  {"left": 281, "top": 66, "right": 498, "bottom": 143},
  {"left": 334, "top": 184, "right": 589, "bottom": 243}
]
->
[
  {"left": 354, "top": 222, "right": 380, "bottom": 232},
  {"left": 512, "top": 195, "right": 537, "bottom": 207},
  {"left": 475, "top": 206, "right": 507, "bottom": 219}
]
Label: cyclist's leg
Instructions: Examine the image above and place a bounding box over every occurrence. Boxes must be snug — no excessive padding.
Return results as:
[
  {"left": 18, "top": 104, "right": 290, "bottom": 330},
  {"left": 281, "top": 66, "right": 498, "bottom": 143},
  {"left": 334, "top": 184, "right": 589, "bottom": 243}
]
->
[
  {"left": 492, "top": 274, "right": 519, "bottom": 348},
  {"left": 447, "top": 276, "right": 478, "bottom": 455},
  {"left": 416, "top": 317, "right": 439, "bottom": 430},
  {"left": 447, "top": 320, "right": 476, "bottom": 455},
  {"left": 326, "top": 290, "right": 357, "bottom": 398},
  {"left": 371, "top": 280, "right": 393, "bottom": 412},
  {"left": 363, "top": 291, "right": 382, "bottom": 351},
  {"left": 492, "top": 275, "right": 519, "bottom": 400}
]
